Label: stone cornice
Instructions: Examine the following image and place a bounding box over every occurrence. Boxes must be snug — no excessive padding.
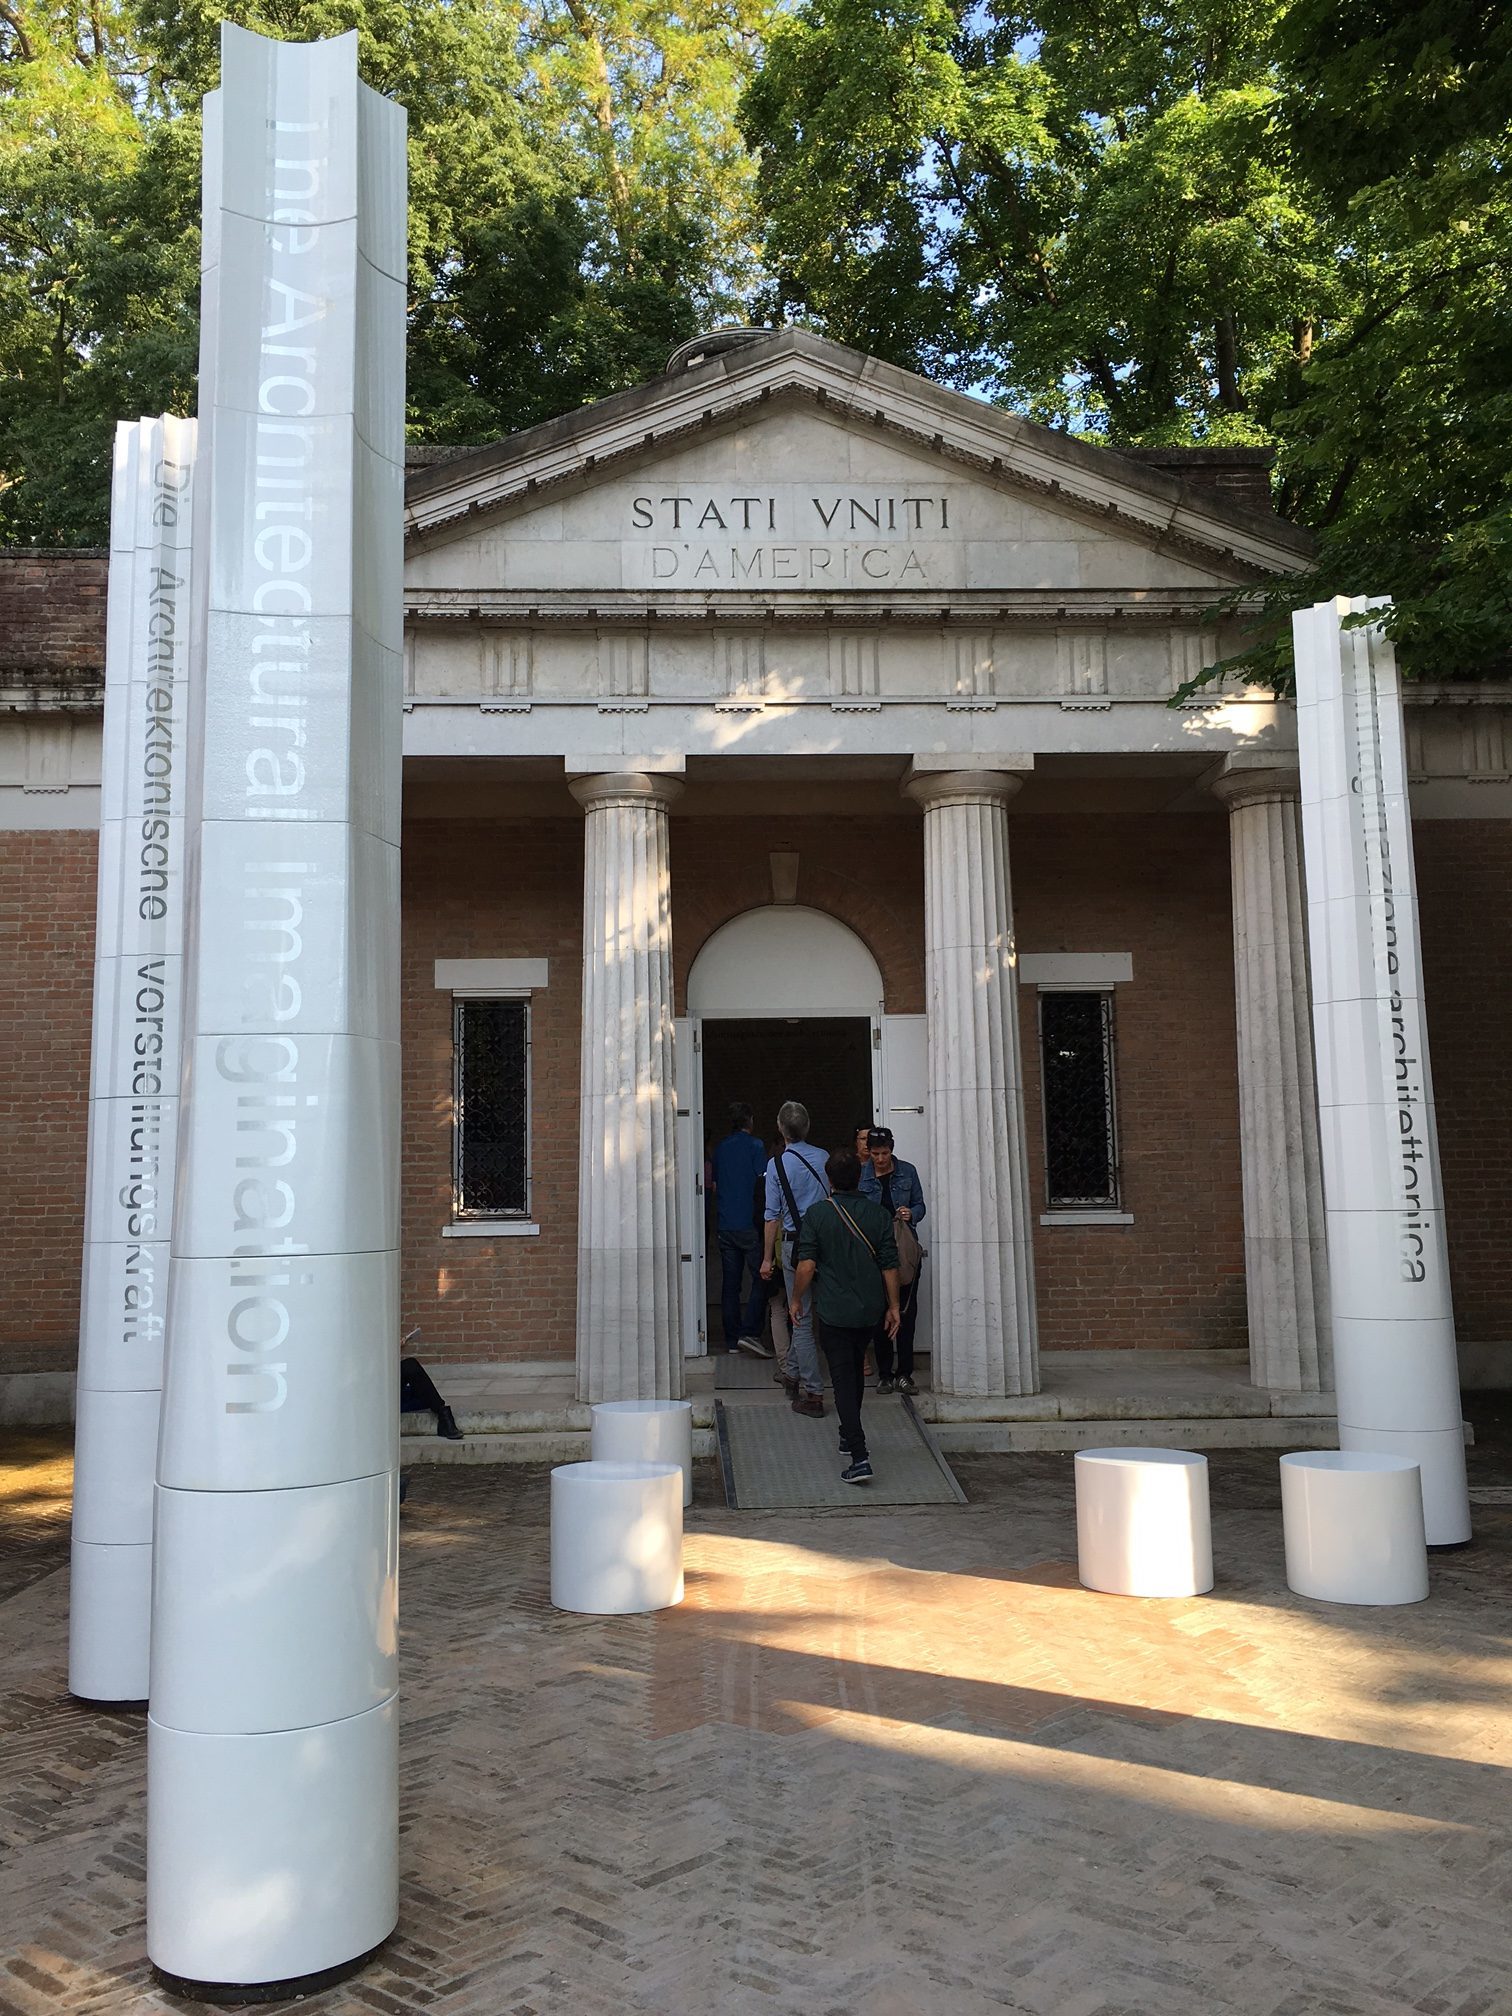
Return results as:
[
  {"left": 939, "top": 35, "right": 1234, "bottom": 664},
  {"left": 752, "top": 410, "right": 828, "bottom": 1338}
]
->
[
  {"left": 402, "top": 334, "right": 1313, "bottom": 581},
  {"left": 402, "top": 589, "right": 1256, "bottom": 629}
]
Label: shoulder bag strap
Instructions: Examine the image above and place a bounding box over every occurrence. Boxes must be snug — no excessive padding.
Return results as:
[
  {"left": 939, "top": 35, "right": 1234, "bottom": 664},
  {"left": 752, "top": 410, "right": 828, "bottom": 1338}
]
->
[
  {"left": 774, "top": 1149, "right": 805, "bottom": 1236},
  {"left": 829, "top": 1196, "right": 877, "bottom": 1258}
]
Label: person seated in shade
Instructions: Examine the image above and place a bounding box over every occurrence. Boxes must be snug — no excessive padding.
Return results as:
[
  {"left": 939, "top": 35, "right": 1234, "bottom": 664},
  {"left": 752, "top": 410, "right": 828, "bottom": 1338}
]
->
[
  {"left": 791, "top": 1150, "right": 900, "bottom": 1485},
  {"left": 859, "top": 1127, "right": 926, "bottom": 1395}
]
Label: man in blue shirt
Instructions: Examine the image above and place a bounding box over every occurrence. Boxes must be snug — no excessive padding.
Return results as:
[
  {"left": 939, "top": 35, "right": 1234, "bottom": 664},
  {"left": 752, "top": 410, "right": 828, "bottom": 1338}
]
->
[
  {"left": 860, "top": 1127, "right": 927, "bottom": 1394},
  {"left": 759, "top": 1100, "right": 830, "bottom": 1415},
  {"left": 711, "top": 1103, "right": 771, "bottom": 1355}
]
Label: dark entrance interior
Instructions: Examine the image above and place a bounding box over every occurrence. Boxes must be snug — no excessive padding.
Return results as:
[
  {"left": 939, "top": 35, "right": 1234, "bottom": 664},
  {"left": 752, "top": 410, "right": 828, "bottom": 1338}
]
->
[
  {"left": 702, "top": 1015, "right": 875, "bottom": 1172},
  {"left": 698, "top": 1016, "right": 875, "bottom": 1334}
]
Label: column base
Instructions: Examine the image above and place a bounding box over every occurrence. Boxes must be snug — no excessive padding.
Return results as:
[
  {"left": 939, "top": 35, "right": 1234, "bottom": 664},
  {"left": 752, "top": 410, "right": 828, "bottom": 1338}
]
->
[
  {"left": 147, "top": 1697, "right": 398, "bottom": 1987},
  {"left": 1338, "top": 1421, "right": 1471, "bottom": 1547},
  {"left": 152, "top": 1938, "right": 388, "bottom": 2006}
]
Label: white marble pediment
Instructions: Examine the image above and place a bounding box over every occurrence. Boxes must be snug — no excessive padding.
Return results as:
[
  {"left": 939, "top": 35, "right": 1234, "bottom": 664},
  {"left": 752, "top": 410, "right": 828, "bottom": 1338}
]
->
[
  {"left": 403, "top": 333, "right": 1311, "bottom": 603},
  {"left": 407, "top": 404, "right": 1242, "bottom": 599}
]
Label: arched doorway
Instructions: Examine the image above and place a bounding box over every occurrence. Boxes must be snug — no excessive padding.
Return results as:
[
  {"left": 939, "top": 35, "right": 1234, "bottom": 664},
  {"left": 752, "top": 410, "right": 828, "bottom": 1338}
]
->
[{"left": 676, "top": 907, "right": 928, "bottom": 1358}]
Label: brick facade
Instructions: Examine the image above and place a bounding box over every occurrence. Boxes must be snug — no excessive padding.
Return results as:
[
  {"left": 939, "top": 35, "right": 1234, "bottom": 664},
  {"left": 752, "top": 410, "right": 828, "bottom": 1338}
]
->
[
  {"left": 0, "top": 829, "right": 98, "bottom": 1373},
  {"left": 1417, "top": 820, "right": 1512, "bottom": 1346},
  {"left": 0, "top": 551, "right": 108, "bottom": 691},
  {"left": 1016, "top": 815, "right": 1247, "bottom": 1354},
  {"left": 1, "top": 801, "right": 1507, "bottom": 1382}
]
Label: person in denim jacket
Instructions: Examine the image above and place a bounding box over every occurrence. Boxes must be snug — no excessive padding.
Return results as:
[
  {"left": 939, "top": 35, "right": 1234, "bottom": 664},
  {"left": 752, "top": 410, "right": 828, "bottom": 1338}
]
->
[{"left": 859, "top": 1127, "right": 926, "bottom": 1394}]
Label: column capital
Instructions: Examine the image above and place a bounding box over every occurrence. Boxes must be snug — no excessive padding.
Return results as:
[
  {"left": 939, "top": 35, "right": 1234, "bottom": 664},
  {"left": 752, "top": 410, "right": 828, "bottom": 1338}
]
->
[
  {"left": 568, "top": 770, "right": 684, "bottom": 814},
  {"left": 1209, "top": 755, "right": 1301, "bottom": 811},
  {"left": 904, "top": 764, "right": 1031, "bottom": 813}
]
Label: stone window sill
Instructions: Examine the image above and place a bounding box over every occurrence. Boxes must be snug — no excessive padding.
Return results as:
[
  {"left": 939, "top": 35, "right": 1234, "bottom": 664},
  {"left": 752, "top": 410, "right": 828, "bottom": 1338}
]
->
[
  {"left": 1039, "top": 1211, "right": 1135, "bottom": 1227},
  {"left": 442, "top": 1221, "right": 541, "bottom": 1239}
]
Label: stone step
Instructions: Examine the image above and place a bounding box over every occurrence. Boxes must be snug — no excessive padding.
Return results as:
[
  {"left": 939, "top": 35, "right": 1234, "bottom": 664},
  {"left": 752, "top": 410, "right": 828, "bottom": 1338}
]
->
[
  {"left": 932, "top": 1416, "right": 1342, "bottom": 1456},
  {"left": 401, "top": 1427, "right": 721, "bottom": 1466}
]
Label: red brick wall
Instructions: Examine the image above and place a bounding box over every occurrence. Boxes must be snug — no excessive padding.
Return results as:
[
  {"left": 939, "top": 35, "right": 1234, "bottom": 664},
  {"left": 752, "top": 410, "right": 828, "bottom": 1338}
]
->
[
  {"left": 1416, "top": 821, "right": 1512, "bottom": 1346},
  {"left": 0, "top": 829, "right": 98, "bottom": 1373},
  {"left": 0, "top": 552, "right": 108, "bottom": 684},
  {"left": 672, "top": 816, "right": 925, "bottom": 1012},
  {"left": 401, "top": 818, "right": 585, "bottom": 1363},
  {"left": 3, "top": 802, "right": 1507, "bottom": 1383},
  {"left": 1015, "top": 814, "right": 1248, "bottom": 1353}
]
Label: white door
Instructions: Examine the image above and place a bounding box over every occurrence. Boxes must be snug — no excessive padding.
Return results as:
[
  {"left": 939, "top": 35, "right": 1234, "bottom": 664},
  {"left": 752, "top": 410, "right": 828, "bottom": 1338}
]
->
[
  {"left": 672, "top": 1016, "right": 706, "bottom": 1357},
  {"left": 880, "top": 1014, "right": 931, "bottom": 1357}
]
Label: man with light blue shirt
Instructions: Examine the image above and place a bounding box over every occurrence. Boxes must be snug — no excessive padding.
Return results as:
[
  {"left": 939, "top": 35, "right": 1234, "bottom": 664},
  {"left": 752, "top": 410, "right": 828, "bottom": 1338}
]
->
[
  {"left": 711, "top": 1102, "right": 772, "bottom": 1355},
  {"left": 759, "top": 1100, "right": 830, "bottom": 1415}
]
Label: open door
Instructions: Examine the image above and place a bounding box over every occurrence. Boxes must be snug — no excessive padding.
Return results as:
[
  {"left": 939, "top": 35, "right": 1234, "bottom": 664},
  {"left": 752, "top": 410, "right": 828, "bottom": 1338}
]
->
[
  {"left": 879, "top": 1014, "right": 932, "bottom": 1360},
  {"left": 672, "top": 1016, "right": 706, "bottom": 1357}
]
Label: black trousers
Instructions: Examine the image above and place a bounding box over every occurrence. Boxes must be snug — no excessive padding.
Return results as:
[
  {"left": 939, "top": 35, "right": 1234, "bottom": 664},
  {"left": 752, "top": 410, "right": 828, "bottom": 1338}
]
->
[
  {"left": 820, "top": 1322, "right": 870, "bottom": 1462},
  {"left": 873, "top": 1267, "right": 921, "bottom": 1381}
]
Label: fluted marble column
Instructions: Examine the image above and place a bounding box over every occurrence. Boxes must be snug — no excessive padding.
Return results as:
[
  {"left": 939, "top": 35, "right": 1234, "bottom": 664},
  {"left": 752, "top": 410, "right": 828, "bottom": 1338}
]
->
[
  {"left": 571, "top": 771, "right": 684, "bottom": 1402},
  {"left": 905, "top": 769, "right": 1039, "bottom": 1396},
  {"left": 1212, "top": 759, "right": 1332, "bottom": 1391}
]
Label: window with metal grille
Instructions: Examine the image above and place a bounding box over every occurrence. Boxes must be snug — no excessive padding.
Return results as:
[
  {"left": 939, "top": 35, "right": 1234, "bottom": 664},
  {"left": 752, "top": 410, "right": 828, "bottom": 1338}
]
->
[
  {"left": 453, "top": 997, "right": 530, "bottom": 1217},
  {"left": 1038, "top": 990, "right": 1120, "bottom": 1209}
]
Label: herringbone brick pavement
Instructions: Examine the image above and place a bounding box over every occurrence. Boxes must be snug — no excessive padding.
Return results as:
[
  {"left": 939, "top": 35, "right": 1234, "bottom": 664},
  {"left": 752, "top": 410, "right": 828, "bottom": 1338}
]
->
[{"left": 1, "top": 1426, "right": 1510, "bottom": 2016}]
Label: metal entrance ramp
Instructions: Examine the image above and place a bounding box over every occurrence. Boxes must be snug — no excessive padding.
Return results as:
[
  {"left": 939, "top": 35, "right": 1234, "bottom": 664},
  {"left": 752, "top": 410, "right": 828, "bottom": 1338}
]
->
[
  {"left": 713, "top": 1352, "right": 795, "bottom": 1391},
  {"left": 717, "top": 1394, "right": 966, "bottom": 1510}
]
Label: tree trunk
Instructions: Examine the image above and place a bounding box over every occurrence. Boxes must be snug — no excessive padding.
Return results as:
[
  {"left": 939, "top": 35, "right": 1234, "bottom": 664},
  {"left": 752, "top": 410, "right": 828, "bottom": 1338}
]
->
[
  {"left": 1216, "top": 311, "right": 1242, "bottom": 409},
  {"left": 563, "top": 0, "right": 633, "bottom": 260}
]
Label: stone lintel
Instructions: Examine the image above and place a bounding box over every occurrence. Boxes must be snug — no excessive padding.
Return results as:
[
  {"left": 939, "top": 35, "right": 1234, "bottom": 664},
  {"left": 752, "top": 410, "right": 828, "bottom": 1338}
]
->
[{"left": 564, "top": 753, "right": 687, "bottom": 776}]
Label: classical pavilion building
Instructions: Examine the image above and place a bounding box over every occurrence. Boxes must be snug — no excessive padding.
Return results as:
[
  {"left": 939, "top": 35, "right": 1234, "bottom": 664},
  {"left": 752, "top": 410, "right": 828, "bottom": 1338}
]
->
[{"left": 2, "top": 328, "right": 1509, "bottom": 1436}]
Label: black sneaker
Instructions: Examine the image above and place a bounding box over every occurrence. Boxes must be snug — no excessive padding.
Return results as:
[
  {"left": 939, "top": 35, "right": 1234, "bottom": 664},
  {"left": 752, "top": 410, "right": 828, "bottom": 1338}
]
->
[
  {"left": 876, "top": 1377, "right": 896, "bottom": 1395},
  {"left": 841, "top": 1459, "right": 873, "bottom": 1485},
  {"left": 896, "top": 1375, "right": 918, "bottom": 1397}
]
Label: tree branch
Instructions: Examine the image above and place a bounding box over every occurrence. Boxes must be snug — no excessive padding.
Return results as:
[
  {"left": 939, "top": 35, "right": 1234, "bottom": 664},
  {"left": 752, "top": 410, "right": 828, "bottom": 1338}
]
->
[{"left": 1, "top": 0, "right": 35, "bottom": 61}]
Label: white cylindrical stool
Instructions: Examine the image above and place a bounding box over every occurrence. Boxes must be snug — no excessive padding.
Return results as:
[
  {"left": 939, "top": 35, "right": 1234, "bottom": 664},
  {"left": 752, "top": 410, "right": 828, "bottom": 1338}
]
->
[
  {"left": 591, "top": 1399, "right": 694, "bottom": 1507},
  {"left": 1075, "top": 1447, "right": 1214, "bottom": 1598},
  {"left": 1280, "top": 1451, "right": 1429, "bottom": 1605},
  {"left": 550, "top": 1461, "right": 684, "bottom": 1615}
]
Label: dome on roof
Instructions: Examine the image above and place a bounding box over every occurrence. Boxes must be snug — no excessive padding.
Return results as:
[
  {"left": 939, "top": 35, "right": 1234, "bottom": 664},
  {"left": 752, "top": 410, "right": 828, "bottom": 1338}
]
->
[{"left": 664, "top": 326, "right": 776, "bottom": 375}]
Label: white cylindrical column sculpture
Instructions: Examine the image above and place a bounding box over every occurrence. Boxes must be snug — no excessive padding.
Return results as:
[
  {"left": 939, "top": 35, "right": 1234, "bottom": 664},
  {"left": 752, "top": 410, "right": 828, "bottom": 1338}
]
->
[
  {"left": 1211, "top": 761, "right": 1332, "bottom": 1393},
  {"left": 71, "top": 416, "right": 196, "bottom": 1703},
  {"left": 1293, "top": 599, "right": 1472, "bottom": 1546},
  {"left": 1280, "top": 1451, "right": 1429, "bottom": 1605},
  {"left": 550, "top": 1461, "right": 684, "bottom": 1614},
  {"left": 591, "top": 1398, "right": 694, "bottom": 1505},
  {"left": 904, "top": 767, "right": 1039, "bottom": 1396},
  {"left": 147, "top": 25, "right": 407, "bottom": 1996},
  {"left": 570, "top": 771, "right": 684, "bottom": 1403},
  {"left": 1075, "top": 1448, "right": 1214, "bottom": 1598}
]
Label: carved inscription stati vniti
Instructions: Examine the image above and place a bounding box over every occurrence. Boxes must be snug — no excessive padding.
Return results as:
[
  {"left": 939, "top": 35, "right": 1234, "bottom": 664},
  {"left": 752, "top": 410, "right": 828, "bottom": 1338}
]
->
[{"left": 628, "top": 490, "right": 953, "bottom": 586}]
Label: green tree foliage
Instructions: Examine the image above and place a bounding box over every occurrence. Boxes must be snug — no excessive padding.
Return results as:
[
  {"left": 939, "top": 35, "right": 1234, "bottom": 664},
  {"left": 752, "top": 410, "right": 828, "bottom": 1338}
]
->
[
  {"left": 0, "top": 0, "right": 776, "bottom": 541},
  {"left": 0, "top": 4, "right": 200, "bottom": 542},
  {"left": 1242, "top": 0, "right": 1512, "bottom": 683},
  {"left": 742, "top": 0, "right": 1512, "bottom": 681}
]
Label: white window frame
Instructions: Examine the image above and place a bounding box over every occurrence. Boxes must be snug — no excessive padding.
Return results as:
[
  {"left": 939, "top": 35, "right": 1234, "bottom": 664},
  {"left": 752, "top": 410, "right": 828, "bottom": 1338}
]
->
[{"left": 437, "top": 959, "right": 549, "bottom": 1239}]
